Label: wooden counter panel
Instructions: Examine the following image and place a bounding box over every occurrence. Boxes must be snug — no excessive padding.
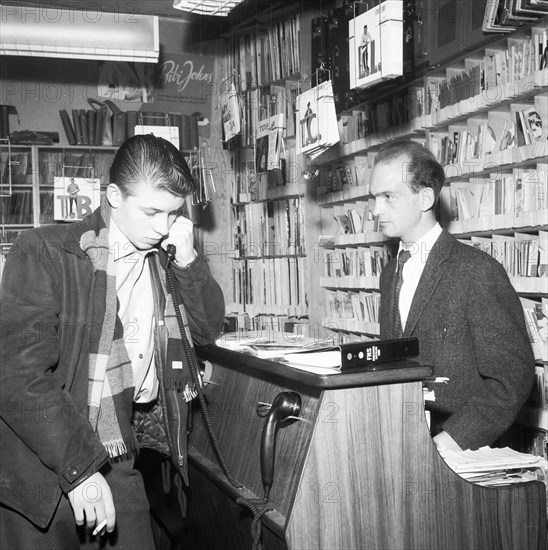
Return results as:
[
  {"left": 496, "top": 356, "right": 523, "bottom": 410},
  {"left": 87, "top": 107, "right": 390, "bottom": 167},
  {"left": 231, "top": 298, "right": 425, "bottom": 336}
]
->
[
  {"left": 188, "top": 358, "right": 322, "bottom": 520},
  {"left": 286, "top": 382, "right": 546, "bottom": 549},
  {"left": 184, "top": 456, "right": 288, "bottom": 550}
]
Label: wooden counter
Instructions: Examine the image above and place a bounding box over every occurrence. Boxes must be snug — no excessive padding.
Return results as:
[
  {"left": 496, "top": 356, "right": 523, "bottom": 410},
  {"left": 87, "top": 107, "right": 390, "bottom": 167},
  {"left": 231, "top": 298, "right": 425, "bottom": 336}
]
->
[{"left": 183, "top": 345, "right": 547, "bottom": 550}]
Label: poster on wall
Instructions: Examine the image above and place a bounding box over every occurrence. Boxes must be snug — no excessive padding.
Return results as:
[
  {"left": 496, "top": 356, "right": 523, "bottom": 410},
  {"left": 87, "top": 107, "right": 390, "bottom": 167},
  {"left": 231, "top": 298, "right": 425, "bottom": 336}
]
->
[
  {"left": 349, "top": 0, "right": 403, "bottom": 90},
  {"left": 97, "top": 53, "right": 214, "bottom": 140},
  {"left": 148, "top": 53, "right": 214, "bottom": 140},
  {"left": 54, "top": 176, "right": 100, "bottom": 222}
]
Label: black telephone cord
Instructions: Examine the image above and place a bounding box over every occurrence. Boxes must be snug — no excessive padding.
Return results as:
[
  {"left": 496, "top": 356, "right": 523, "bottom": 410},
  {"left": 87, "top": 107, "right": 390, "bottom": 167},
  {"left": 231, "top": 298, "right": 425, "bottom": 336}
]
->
[{"left": 165, "top": 256, "right": 271, "bottom": 549}]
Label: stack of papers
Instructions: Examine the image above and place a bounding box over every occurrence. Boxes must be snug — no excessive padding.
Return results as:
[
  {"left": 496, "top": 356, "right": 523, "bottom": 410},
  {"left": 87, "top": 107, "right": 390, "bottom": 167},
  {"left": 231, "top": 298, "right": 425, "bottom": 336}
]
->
[
  {"left": 215, "top": 332, "right": 341, "bottom": 374},
  {"left": 440, "top": 446, "right": 547, "bottom": 486},
  {"left": 278, "top": 348, "right": 342, "bottom": 375}
]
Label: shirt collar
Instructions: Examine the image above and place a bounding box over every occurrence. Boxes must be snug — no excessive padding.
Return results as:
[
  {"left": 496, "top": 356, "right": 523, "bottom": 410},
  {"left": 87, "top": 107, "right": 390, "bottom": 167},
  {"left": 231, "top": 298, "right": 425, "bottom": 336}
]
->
[
  {"left": 398, "top": 222, "right": 442, "bottom": 261},
  {"left": 109, "top": 218, "right": 157, "bottom": 262}
]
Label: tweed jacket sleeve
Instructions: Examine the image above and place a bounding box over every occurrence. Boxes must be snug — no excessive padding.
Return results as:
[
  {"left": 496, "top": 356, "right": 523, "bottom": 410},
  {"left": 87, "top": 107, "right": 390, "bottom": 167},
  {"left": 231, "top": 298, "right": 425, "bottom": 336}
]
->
[{"left": 436, "top": 244, "right": 535, "bottom": 449}]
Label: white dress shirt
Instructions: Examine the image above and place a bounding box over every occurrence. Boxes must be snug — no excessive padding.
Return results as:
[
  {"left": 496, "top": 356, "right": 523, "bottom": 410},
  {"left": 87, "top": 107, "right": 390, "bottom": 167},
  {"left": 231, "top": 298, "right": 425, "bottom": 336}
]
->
[
  {"left": 109, "top": 220, "right": 159, "bottom": 403},
  {"left": 398, "top": 222, "right": 443, "bottom": 331}
]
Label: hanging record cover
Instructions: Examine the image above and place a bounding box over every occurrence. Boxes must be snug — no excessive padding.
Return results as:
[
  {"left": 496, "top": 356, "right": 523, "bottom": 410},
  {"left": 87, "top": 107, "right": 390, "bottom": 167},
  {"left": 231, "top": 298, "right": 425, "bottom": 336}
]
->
[
  {"left": 221, "top": 81, "right": 242, "bottom": 142},
  {"left": 349, "top": 0, "right": 403, "bottom": 90},
  {"left": 296, "top": 80, "right": 339, "bottom": 158},
  {"left": 54, "top": 176, "right": 100, "bottom": 222}
]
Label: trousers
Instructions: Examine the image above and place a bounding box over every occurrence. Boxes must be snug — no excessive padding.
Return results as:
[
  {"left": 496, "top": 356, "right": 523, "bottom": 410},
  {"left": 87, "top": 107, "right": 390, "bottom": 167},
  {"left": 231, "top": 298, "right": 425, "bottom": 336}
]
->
[{"left": 0, "top": 454, "right": 156, "bottom": 550}]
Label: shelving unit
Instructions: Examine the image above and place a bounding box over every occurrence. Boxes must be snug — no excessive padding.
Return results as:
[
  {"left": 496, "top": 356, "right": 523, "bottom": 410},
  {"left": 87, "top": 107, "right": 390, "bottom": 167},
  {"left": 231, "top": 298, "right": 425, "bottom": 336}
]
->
[
  {"left": 310, "top": 13, "right": 547, "bottom": 461},
  {"left": 0, "top": 144, "right": 116, "bottom": 250},
  {"left": 220, "top": 7, "right": 325, "bottom": 335}
]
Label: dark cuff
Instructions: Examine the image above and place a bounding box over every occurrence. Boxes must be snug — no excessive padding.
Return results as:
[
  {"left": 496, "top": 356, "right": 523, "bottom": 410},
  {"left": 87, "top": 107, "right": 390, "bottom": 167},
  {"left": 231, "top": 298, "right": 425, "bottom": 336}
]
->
[{"left": 59, "top": 445, "right": 109, "bottom": 493}]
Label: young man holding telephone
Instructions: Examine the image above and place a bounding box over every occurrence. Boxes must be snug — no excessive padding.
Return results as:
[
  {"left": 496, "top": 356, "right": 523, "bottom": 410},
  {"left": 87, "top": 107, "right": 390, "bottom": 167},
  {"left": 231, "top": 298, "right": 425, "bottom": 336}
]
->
[{"left": 0, "top": 134, "right": 225, "bottom": 548}]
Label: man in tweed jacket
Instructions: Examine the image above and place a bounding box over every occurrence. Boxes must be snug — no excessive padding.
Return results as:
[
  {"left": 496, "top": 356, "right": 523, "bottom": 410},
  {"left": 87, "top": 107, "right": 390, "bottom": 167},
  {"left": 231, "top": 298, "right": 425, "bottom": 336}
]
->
[
  {"left": 370, "top": 140, "right": 534, "bottom": 453},
  {"left": 0, "top": 135, "right": 225, "bottom": 548}
]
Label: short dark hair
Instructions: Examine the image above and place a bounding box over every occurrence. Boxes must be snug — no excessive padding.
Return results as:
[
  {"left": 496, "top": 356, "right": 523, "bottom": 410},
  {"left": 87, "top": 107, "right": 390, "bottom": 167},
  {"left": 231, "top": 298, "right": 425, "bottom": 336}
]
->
[
  {"left": 374, "top": 140, "right": 445, "bottom": 202},
  {"left": 109, "top": 134, "right": 196, "bottom": 198}
]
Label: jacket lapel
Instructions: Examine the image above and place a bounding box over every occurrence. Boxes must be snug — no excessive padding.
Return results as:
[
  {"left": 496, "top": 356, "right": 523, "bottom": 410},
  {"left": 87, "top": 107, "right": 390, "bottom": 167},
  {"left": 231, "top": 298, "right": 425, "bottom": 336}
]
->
[
  {"left": 380, "top": 260, "right": 398, "bottom": 338},
  {"left": 403, "top": 230, "right": 454, "bottom": 337}
]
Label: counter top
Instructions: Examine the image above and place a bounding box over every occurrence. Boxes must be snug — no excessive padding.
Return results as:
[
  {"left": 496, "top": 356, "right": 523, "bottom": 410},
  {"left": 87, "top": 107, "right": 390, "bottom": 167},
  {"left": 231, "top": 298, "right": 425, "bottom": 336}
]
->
[{"left": 197, "top": 344, "right": 433, "bottom": 391}]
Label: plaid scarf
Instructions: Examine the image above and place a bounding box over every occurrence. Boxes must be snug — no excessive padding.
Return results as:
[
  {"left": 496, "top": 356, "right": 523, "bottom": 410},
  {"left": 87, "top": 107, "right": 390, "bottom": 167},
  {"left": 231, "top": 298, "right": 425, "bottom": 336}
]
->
[{"left": 80, "top": 202, "right": 193, "bottom": 458}]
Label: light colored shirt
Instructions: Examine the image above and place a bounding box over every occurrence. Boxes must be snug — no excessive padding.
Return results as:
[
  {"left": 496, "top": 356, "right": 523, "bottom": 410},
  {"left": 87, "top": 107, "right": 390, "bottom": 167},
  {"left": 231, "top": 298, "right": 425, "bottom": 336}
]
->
[
  {"left": 398, "top": 222, "right": 443, "bottom": 330},
  {"left": 109, "top": 220, "right": 159, "bottom": 403}
]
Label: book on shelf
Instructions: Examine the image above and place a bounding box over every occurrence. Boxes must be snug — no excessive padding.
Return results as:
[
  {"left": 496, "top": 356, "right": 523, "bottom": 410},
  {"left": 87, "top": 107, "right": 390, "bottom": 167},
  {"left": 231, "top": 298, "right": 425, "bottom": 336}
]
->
[
  {"left": 1, "top": 150, "right": 29, "bottom": 185},
  {"left": 0, "top": 189, "right": 32, "bottom": 223},
  {"left": 520, "top": 296, "right": 548, "bottom": 362},
  {"left": 483, "top": 0, "right": 516, "bottom": 33},
  {"left": 324, "top": 288, "right": 381, "bottom": 324},
  {"left": 443, "top": 161, "right": 546, "bottom": 225},
  {"left": 86, "top": 109, "right": 96, "bottom": 145},
  {"left": 79, "top": 109, "right": 89, "bottom": 146},
  {"left": 532, "top": 26, "right": 548, "bottom": 70},
  {"left": 231, "top": 256, "right": 307, "bottom": 313},
  {"left": 39, "top": 190, "right": 55, "bottom": 224},
  {"left": 517, "top": 105, "right": 543, "bottom": 144},
  {"left": 59, "top": 109, "right": 76, "bottom": 145},
  {"left": 459, "top": 230, "right": 547, "bottom": 280},
  {"left": 71, "top": 109, "right": 83, "bottom": 145},
  {"left": 539, "top": 228, "right": 548, "bottom": 277},
  {"left": 231, "top": 15, "right": 300, "bottom": 88},
  {"left": 333, "top": 210, "right": 352, "bottom": 235}
]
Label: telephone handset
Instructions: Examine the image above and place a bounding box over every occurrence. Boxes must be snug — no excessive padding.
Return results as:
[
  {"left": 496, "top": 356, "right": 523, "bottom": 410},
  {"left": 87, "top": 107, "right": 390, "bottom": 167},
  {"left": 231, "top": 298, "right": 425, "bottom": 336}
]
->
[
  {"left": 260, "top": 391, "right": 302, "bottom": 499},
  {"left": 166, "top": 243, "right": 177, "bottom": 266}
]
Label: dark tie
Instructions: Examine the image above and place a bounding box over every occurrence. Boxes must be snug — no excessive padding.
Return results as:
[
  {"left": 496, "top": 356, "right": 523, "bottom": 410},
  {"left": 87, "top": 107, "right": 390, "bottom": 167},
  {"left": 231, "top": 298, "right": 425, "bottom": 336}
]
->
[{"left": 393, "top": 249, "right": 411, "bottom": 338}]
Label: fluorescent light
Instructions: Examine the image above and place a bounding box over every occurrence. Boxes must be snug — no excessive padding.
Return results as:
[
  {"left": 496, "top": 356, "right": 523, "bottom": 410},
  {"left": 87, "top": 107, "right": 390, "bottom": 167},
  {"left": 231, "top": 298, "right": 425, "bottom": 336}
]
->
[
  {"left": 173, "top": 0, "right": 244, "bottom": 17},
  {"left": 0, "top": 4, "right": 159, "bottom": 63}
]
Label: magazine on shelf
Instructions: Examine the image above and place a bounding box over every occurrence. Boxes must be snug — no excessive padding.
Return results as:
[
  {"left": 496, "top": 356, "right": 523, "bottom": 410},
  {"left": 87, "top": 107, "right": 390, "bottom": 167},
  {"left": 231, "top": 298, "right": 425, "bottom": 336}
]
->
[{"left": 255, "top": 113, "right": 284, "bottom": 173}]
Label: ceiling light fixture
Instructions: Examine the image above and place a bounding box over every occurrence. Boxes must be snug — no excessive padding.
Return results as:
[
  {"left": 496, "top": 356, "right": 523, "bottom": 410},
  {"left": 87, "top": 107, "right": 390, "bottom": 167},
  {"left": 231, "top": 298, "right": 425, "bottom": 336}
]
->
[
  {"left": 173, "top": 0, "right": 245, "bottom": 17},
  {"left": 0, "top": 5, "right": 159, "bottom": 63}
]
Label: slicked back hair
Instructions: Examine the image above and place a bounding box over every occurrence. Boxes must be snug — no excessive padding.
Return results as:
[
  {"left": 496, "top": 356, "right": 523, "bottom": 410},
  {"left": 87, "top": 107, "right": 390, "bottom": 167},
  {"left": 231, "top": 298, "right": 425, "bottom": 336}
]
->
[{"left": 109, "top": 134, "right": 196, "bottom": 198}]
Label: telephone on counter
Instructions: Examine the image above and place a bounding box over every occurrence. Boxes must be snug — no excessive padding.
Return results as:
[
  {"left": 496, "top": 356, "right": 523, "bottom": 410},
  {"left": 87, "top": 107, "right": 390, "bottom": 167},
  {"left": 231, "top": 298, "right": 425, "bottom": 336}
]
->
[{"left": 260, "top": 391, "right": 302, "bottom": 499}]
